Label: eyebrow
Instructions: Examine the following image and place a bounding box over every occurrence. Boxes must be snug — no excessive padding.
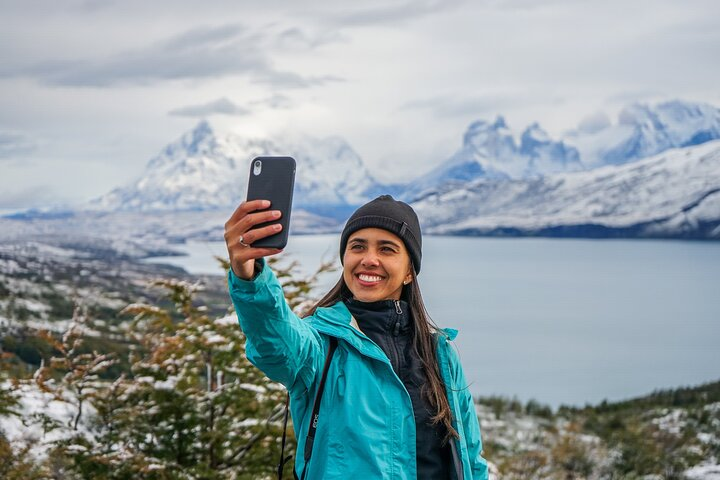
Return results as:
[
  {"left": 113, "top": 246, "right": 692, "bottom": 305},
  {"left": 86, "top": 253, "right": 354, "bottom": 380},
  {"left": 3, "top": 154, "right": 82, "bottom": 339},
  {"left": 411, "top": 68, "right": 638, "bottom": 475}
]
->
[{"left": 348, "top": 238, "right": 401, "bottom": 248}]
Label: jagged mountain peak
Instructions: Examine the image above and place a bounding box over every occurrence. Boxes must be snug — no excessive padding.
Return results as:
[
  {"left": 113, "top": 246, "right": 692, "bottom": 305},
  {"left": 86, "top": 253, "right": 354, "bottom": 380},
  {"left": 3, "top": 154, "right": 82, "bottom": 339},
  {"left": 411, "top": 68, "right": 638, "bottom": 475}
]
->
[
  {"left": 521, "top": 123, "right": 551, "bottom": 148},
  {"left": 90, "top": 122, "right": 385, "bottom": 215},
  {"left": 402, "top": 115, "right": 583, "bottom": 200},
  {"left": 464, "top": 115, "right": 512, "bottom": 145}
]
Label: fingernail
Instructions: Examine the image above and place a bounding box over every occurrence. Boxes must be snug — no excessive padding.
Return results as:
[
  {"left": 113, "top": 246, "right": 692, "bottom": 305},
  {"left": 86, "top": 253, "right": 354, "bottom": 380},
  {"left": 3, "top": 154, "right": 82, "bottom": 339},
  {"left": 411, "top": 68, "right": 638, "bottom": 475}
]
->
[
  {"left": 273, "top": 224, "right": 282, "bottom": 231},
  {"left": 273, "top": 210, "right": 281, "bottom": 218},
  {"left": 262, "top": 200, "right": 271, "bottom": 207}
]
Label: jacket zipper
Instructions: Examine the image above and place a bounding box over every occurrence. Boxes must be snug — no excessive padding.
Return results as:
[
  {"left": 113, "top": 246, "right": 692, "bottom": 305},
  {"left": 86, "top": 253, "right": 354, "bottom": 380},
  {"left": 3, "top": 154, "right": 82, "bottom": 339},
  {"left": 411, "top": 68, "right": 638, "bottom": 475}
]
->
[
  {"left": 388, "top": 300, "right": 403, "bottom": 375},
  {"left": 393, "top": 300, "right": 402, "bottom": 336}
]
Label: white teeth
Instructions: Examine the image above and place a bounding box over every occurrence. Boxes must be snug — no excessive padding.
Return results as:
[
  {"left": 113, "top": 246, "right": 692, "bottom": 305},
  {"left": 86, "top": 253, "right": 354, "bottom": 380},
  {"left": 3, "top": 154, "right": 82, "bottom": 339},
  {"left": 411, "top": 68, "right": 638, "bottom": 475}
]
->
[{"left": 358, "top": 274, "right": 383, "bottom": 283}]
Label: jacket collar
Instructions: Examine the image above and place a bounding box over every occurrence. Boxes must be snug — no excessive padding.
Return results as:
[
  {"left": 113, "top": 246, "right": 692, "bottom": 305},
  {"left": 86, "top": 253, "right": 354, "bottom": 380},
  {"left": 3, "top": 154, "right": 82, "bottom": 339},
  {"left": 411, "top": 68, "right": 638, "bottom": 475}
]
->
[
  {"left": 344, "top": 298, "right": 412, "bottom": 337},
  {"left": 310, "top": 301, "right": 458, "bottom": 352},
  {"left": 311, "top": 301, "right": 388, "bottom": 363}
]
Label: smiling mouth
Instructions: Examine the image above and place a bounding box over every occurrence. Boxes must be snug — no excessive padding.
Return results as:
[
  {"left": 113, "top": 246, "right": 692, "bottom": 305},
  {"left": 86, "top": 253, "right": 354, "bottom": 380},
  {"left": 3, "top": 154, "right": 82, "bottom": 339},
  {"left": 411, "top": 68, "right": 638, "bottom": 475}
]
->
[{"left": 356, "top": 273, "right": 384, "bottom": 285}]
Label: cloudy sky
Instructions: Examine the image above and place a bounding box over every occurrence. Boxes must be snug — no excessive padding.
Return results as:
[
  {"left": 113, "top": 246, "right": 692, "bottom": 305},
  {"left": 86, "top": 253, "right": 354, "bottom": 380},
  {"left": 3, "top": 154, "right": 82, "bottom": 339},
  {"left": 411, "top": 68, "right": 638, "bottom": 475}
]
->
[{"left": 1, "top": 0, "right": 718, "bottom": 210}]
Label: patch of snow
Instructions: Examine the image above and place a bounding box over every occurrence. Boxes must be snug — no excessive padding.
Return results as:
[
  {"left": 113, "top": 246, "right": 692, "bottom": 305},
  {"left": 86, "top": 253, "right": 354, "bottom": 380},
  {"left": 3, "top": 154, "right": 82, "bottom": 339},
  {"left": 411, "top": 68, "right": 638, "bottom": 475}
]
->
[
  {"left": 652, "top": 408, "right": 685, "bottom": 435},
  {"left": 239, "top": 383, "right": 266, "bottom": 394},
  {"left": 685, "top": 462, "right": 720, "bottom": 480},
  {"left": 153, "top": 376, "right": 179, "bottom": 390},
  {"left": 0, "top": 380, "right": 95, "bottom": 460},
  {"left": 236, "top": 418, "right": 260, "bottom": 428},
  {"left": 215, "top": 314, "right": 238, "bottom": 326}
]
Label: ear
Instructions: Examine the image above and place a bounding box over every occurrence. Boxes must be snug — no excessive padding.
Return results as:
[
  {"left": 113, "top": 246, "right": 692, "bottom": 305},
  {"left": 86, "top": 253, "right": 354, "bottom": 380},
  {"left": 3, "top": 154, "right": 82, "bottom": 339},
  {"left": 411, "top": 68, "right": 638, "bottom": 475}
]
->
[{"left": 403, "top": 268, "right": 413, "bottom": 286}]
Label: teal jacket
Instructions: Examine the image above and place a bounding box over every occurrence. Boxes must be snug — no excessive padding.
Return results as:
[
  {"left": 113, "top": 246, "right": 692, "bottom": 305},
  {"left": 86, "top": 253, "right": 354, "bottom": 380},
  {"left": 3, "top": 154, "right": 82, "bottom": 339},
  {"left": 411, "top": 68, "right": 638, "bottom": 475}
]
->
[{"left": 229, "top": 260, "right": 489, "bottom": 479}]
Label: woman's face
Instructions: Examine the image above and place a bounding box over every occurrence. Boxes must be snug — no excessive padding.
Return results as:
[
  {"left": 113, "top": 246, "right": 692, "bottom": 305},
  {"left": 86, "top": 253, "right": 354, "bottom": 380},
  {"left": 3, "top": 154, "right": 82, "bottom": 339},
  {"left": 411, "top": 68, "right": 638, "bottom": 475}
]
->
[{"left": 342, "top": 228, "right": 413, "bottom": 302}]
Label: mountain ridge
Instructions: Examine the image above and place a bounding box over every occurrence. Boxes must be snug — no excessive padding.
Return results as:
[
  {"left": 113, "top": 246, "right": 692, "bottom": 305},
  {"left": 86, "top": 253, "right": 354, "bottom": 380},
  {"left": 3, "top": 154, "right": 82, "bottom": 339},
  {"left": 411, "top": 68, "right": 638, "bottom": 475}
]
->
[
  {"left": 8, "top": 99, "right": 720, "bottom": 240},
  {"left": 90, "top": 99, "right": 720, "bottom": 215},
  {"left": 411, "top": 140, "right": 720, "bottom": 239}
]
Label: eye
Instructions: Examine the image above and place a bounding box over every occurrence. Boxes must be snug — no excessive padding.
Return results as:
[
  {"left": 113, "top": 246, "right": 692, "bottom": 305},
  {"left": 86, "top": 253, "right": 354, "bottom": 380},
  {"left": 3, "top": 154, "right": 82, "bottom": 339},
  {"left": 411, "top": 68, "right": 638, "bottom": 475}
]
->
[
  {"left": 381, "top": 246, "right": 397, "bottom": 253},
  {"left": 350, "top": 243, "right": 364, "bottom": 251}
]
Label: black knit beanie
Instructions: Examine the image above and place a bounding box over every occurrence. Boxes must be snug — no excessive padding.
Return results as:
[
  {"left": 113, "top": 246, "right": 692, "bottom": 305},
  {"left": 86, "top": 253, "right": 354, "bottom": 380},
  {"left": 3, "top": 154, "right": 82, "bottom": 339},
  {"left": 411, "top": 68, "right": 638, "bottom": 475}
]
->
[{"left": 339, "top": 195, "right": 423, "bottom": 274}]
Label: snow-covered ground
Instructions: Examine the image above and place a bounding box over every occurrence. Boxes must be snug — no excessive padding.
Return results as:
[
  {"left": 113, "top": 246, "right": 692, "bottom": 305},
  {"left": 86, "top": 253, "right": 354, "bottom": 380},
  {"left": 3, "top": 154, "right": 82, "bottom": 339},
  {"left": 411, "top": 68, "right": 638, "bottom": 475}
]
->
[{"left": 0, "top": 379, "right": 93, "bottom": 460}]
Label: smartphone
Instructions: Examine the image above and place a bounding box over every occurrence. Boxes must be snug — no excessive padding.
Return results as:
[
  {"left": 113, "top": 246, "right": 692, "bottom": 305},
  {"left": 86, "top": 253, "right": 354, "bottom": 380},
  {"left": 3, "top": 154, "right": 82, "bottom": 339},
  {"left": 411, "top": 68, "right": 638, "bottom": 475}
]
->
[{"left": 245, "top": 156, "right": 296, "bottom": 249}]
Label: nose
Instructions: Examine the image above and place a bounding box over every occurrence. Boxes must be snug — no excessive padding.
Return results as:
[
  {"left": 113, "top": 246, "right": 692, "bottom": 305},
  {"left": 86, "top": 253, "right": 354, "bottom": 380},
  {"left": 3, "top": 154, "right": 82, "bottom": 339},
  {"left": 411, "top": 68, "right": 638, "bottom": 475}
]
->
[{"left": 360, "top": 249, "right": 380, "bottom": 268}]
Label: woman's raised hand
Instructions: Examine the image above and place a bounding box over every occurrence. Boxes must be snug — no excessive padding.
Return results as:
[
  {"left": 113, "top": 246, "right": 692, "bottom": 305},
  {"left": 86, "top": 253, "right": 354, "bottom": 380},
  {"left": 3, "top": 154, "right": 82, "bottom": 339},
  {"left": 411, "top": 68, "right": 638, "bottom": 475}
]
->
[{"left": 224, "top": 200, "right": 284, "bottom": 280}]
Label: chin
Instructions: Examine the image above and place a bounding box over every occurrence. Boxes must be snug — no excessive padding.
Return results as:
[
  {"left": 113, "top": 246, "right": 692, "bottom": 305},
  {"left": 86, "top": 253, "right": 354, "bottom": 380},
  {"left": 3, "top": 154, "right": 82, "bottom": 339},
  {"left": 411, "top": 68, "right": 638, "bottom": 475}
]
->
[
  {"left": 354, "top": 293, "right": 382, "bottom": 303},
  {"left": 350, "top": 285, "right": 401, "bottom": 302}
]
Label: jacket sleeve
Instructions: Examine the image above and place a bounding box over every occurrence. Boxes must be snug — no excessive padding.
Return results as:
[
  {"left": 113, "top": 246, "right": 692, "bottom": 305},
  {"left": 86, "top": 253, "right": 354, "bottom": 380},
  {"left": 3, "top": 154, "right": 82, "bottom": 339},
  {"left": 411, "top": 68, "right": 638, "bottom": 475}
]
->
[
  {"left": 452, "top": 349, "right": 489, "bottom": 480},
  {"left": 228, "top": 258, "right": 323, "bottom": 394}
]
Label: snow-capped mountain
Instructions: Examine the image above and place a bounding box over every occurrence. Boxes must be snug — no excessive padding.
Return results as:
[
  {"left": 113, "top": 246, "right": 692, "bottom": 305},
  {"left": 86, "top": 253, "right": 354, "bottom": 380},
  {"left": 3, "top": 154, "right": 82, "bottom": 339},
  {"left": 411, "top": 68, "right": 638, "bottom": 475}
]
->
[
  {"left": 58, "top": 99, "right": 720, "bottom": 240},
  {"left": 90, "top": 121, "right": 385, "bottom": 216},
  {"left": 411, "top": 140, "right": 720, "bottom": 239},
  {"left": 566, "top": 100, "right": 720, "bottom": 168},
  {"left": 404, "top": 116, "right": 582, "bottom": 199},
  {"left": 405, "top": 100, "right": 720, "bottom": 201}
]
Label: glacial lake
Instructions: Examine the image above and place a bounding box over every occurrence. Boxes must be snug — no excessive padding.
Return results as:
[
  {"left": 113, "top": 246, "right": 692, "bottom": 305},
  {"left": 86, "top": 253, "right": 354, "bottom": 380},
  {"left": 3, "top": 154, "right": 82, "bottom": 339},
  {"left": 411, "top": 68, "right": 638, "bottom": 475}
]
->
[{"left": 146, "top": 236, "right": 720, "bottom": 408}]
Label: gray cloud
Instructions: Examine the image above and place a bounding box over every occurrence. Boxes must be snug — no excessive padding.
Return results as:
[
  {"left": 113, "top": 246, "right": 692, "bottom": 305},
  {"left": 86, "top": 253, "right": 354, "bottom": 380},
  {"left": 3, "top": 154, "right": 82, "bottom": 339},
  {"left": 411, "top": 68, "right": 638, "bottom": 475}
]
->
[
  {"left": 164, "top": 23, "right": 248, "bottom": 51},
  {"left": 274, "top": 27, "right": 346, "bottom": 50},
  {"left": 0, "top": 131, "right": 36, "bottom": 159},
  {"left": 169, "top": 93, "right": 296, "bottom": 118},
  {"left": 3, "top": 23, "right": 342, "bottom": 88},
  {"left": 12, "top": 24, "right": 264, "bottom": 86},
  {"left": 250, "top": 93, "right": 294, "bottom": 109},
  {"left": 327, "top": 0, "right": 467, "bottom": 26},
  {"left": 168, "top": 97, "right": 250, "bottom": 117}
]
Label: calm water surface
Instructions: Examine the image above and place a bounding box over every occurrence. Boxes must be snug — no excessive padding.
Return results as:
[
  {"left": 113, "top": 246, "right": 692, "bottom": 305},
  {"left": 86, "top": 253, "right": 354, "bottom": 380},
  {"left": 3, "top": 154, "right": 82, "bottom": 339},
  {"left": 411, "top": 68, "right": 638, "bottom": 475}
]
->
[{"left": 147, "top": 236, "right": 720, "bottom": 408}]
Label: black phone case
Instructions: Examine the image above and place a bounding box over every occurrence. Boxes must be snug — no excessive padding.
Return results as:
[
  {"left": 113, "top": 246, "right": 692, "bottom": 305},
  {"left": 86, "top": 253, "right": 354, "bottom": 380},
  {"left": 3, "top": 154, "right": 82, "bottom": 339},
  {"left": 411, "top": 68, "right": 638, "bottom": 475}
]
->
[{"left": 246, "top": 156, "right": 296, "bottom": 249}]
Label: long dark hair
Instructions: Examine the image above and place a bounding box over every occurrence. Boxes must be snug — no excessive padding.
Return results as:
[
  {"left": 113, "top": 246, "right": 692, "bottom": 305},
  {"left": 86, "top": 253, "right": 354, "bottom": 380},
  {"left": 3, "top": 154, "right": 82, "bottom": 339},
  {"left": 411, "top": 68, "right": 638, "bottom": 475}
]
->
[{"left": 303, "top": 268, "right": 460, "bottom": 444}]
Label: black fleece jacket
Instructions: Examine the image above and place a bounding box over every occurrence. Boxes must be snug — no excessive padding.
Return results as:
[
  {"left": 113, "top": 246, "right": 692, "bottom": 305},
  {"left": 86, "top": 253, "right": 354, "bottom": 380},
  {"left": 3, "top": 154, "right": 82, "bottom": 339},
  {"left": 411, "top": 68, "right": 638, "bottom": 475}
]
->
[{"left": 344, "top": 298, "right": 451, "bottom": 480}]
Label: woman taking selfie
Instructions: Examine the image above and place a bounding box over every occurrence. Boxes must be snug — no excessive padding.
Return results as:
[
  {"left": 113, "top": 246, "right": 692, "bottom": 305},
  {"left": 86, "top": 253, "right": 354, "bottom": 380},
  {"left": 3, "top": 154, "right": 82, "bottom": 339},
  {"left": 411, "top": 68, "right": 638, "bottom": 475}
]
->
[{"left": 225, "top": 194, "right": 489, "bottom": 479}]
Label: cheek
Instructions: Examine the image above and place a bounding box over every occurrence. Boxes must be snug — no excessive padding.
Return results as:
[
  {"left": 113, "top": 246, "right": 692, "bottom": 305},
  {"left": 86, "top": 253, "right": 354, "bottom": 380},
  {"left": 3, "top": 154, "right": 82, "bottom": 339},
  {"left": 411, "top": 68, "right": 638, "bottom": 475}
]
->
[
  {"left": 342, "top": 254, "right": 356, "bottom": 279},
  {"left": 389, "top": 258, "right": 412, "bottom": 278}
]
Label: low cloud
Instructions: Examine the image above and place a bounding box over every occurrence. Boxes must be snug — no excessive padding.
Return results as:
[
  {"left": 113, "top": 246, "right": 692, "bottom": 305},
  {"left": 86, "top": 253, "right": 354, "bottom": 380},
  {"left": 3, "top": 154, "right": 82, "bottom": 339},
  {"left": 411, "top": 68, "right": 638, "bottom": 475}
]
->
[
  {"left": 169, "top": 97, "right": 250, "bottom": 117},
  {"left": 0, "top": 185, "right": 62, "bottom": 210},
  {"left": 606, "top": 90, "right": 668, "bottom": 105},
  {"left": 400, "top": 92, "right": 564, "bottom": 119},
  {"left": 169, "top": 93, "right": 297, "bottom": 117}
]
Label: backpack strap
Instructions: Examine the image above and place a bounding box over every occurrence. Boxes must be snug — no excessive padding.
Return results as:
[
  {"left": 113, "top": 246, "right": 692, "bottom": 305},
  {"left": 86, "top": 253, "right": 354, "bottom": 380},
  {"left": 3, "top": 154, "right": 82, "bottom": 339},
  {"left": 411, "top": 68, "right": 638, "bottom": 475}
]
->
[
  {"left": 277, "top": 393, "right": 293, "bottom": 479},
  {"left": 277, "top": 336, "right": 338, "bottom": 480},
  {"left": 302, "top": 336, "right": 338, "bottom": 476}
]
